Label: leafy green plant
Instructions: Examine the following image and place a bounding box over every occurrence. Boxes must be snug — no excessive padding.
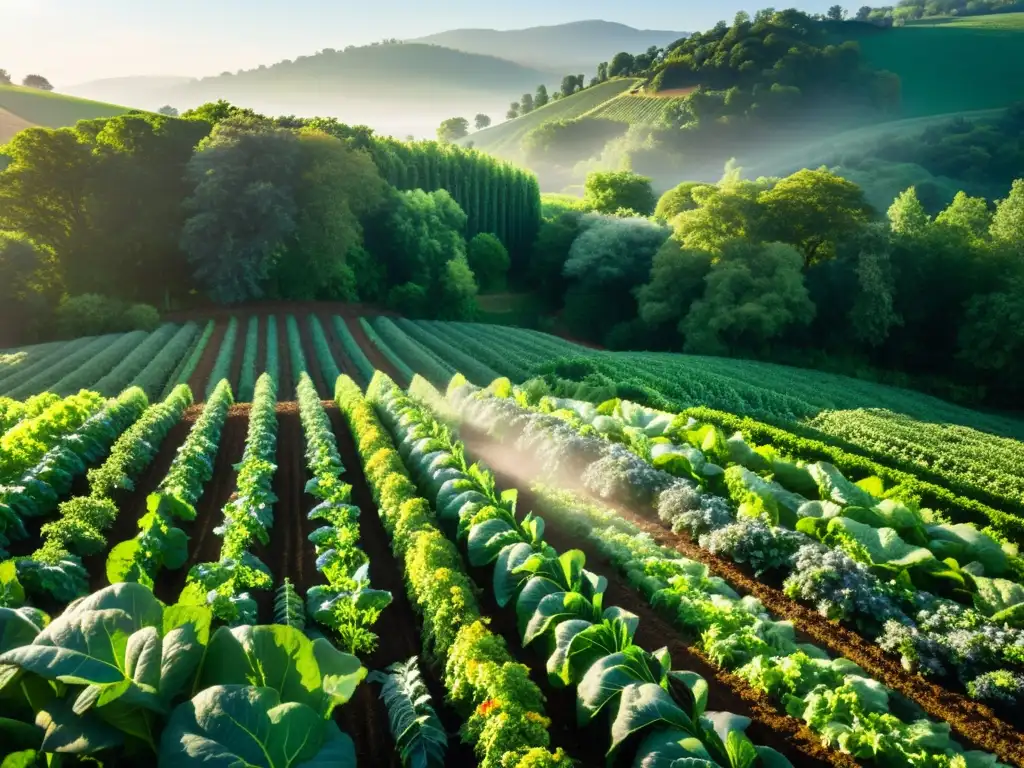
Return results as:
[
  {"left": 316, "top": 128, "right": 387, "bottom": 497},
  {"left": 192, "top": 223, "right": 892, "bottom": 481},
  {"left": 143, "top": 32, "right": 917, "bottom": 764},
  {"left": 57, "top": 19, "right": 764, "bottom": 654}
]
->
[
  {"left": 369, "top": 656, "right": 447, "bottom": 768},
  {"left": 274, "top": 578, "right": 306, "bottom": 630},
  {"left": 237, "top": 316, "right": 260, "bottom": 402}
]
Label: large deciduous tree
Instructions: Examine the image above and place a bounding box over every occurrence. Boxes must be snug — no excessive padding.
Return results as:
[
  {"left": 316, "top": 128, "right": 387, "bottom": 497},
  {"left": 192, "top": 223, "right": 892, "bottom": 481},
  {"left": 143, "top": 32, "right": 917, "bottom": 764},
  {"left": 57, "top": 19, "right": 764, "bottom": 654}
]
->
[
  {"left": 436, "top": 117, "right": 469, "bottom": 143},
  {"left": 608, "top": 53, "right": 635, "bottom": 77},
  {"left": 0, "top": 69, "right": 11, "bottom": 85},
  {"left": 181, "top": 121, "right": 303, "bottom": 303},
  {"left": 467, "top": 232, "right": 510, "bottom": 292},
  {"left": 990, "top": 179, "right": 1024, "bottom": 246},
  {"left": 582, "top": 171, "right": 656, "bottom": 216},
  {"left": 22, "top": 74, "right": 53, "bottom": 90},
  {"left": 535, "top": 85, "right": 549, "bottom": 107},
  {"left": 758, "top": 168, "right": 873, "bottom": 267},
  {"left": 474, "top": 113, "right": 491, "bottom": 130},
  {"left": 682, "top": 240, "right": 815, "bottom": 355}
]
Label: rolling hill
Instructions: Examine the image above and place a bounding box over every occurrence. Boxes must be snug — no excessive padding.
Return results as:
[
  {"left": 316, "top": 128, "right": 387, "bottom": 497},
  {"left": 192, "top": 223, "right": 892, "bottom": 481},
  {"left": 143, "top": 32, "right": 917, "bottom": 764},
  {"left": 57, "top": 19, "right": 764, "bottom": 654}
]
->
[
  {"left": 64, "top": 76, "right": 194, "bottom": 107},
  {"left": 0, "top": 84, "right": 133, "bottom": 143},
  {"left": 846, "top": 14, "right": 1024, "bottom": 117},
  {"left": 59, "top": 44, "right": 560, "bottom": 139},
  {"left": 412, "top": 20, "right": 687, "bottom": 73},
  {"left": 463, "top": 78, "right": 641, "bottom": 157}
]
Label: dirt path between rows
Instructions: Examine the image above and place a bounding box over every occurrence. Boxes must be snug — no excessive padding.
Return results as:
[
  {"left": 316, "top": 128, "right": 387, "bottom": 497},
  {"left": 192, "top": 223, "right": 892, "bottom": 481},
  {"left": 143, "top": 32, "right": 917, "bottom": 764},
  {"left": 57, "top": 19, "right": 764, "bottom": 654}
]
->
[
  {"left": 330, "top": 404, "right": 477, "bottom": 766},
  {"left": 156, "top": 405, "right": 250, "bottom": 604},
  {"left": 343, "top": 316, "right": 405, "bottom": 385},
  {"left": 186, "top": 320, "right": 228, "bottom": 399},
  {"left": 459, "top": 430, "right": 844, "bottom": 768},
  {"left": 456, "top": 424, "right": 1024, "bottom": 767}
]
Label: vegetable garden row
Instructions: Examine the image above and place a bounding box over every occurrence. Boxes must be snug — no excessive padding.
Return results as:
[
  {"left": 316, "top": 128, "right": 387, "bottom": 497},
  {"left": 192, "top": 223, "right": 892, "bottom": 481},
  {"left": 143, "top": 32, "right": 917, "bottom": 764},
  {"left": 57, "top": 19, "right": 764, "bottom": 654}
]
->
[{"left": 2, "top": 310, "right": 1024, "bottom": 764}]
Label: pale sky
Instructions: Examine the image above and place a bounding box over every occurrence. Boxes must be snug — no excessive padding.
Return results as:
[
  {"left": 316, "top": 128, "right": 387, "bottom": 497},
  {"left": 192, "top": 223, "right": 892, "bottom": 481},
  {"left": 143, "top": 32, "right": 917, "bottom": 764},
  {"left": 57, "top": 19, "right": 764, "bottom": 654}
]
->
[{"left": 2, "top": 0, "right": 842, "bottom": 86}]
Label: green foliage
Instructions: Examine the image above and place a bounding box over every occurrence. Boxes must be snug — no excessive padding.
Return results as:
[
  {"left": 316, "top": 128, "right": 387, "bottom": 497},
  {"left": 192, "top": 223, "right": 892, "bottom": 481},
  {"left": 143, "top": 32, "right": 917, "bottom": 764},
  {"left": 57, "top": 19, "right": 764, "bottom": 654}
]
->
[
  {"left": 237, "top": 316, "right": 260, "bottom": 402},
  {"left": 888, "top": 186, "right": 931, "bottom": 235},
  {"left": 437, "top": 117, "right": 470, "bottom": 143},
  {"left": 206, "top": 317, "right": 239, "bottom": 399},
  {"left": 468, "top": 233, "right": 511, "bottom": 293},
  {"left": 654, "top": 181, "right": 703, "bottom": 222},
  {"left": 681, "top": 240, "right": 815, "bottom": 355},
  {"left": 54, "top": 294, "right": 161, "bottom": 338},
  {"left": 990, "top": 178, "right": 1024, "bottom": 245},
  {"left": 369, "top": 657, "right": 448, "bottom": 768},
  {"left": 583, "top": 171, "right": 657, "bottom": 216}
]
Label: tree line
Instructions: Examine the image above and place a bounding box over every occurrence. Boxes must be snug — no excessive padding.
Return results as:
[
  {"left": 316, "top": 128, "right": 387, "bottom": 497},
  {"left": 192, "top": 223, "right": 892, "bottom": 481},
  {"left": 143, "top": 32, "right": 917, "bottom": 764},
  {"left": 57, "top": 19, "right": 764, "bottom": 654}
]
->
[
  {"left": 0, "top": 100, "right": 538, "bottom": 336},
  {"left": 0, "top": 70, "right": 53, "bottom": 90},
  {"left": 526, "top": 168, "right": 1024, "bottom": 408}
]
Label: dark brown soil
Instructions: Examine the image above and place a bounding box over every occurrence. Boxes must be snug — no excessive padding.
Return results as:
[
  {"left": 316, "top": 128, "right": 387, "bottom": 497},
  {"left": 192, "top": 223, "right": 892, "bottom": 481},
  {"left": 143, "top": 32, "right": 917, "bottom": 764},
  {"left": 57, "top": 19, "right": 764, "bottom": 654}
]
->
[
  {"left": 257, "top": 403, "right": 319, "bottom": 623},
  {"left": 330, "top": 404, "right": 478, "bottom": 766},
  {"left": 460, "top": 431, "right": 846, "bottom": 768},
  {"left": 157, "top": 405, "right": 250, "bottom": 604},
  {"left": 343, "top": 317, "right": 405, "bottom": 385},
  {"left": 186, "top": 320, "right": 229, "bottom": 398},
  {"left": 457, "top": 424, "right": 1024, "bottom": 768}
]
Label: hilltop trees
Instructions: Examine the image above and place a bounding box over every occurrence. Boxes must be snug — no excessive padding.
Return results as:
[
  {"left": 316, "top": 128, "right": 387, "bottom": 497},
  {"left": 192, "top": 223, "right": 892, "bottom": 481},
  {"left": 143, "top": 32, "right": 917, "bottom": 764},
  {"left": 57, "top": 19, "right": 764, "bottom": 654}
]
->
[
  {"left": 535, "top": 85, "right": 549, "bottom": 108},
  {"left": 582, "top": 171, "right": 656, "bottom": 216},
  {"left": 474, "top": 114, "right": 492, "bottom": 130},
  {"left": 0, "top": 69, "right": 11, "bottom": 85},
  {"left": 520, "top": 93, "right": 535, "bottom": 114},
  {"left": 22, "top": 74, "right": 52, "bottom": 91},
  {"left": 560, "top": 75, "right": 584, "bottom": 98},
  {"left": 158, "top": 105, "right": 179, "bottom": 117},
  {"left": 507, "top": 102, "right": 520, "bottom": 120},
  {"left": 437, "top": 117, "right": 469, "bottom": 143}
]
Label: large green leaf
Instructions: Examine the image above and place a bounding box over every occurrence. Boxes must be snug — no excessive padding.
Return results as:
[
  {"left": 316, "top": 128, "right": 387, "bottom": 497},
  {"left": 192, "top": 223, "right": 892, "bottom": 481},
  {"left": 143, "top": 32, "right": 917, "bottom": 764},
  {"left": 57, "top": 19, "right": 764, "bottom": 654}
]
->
[
  {"left": 198, "top": 626, "right": 323, "bottom": 713},
  {"left": 809, "top": 463, "right": 876, "bottom": 508},
  {"left": 564, "top": 616, "right": 637, "bottom": 687},
  {"left": 466, "top": 518, "right": 523, "bottom": 567},
  {"left": 311, "top": 638, "right": 366, "bottom": 716},
  {"left": 0, "top": 609, "right": 134, "bottom": 686},
  {"left": 516, "top": 577, "right": 562, "bottom": 637},
  {"left": 609, "top": 683, "right": 695, "bottom": 758},
  {"left": 159, "top": 685, "right": 348, "bottom": 767},
  {"left": 523, "top": 592, "right": 600, "bottom": 646},
  {"left": 927, "top": 524, "right": 1008, "bottom": 576},
  {"left": 630, "top": 728, "right": 717, "bottom": 767},
  {"left": 0, "top": 608, "right": 42, "bottom": 655},
  {"left": 494, "top": 543, "right": 535, "bottom": 608},
  {"left": 35, "top": 697, "right": 125, "bottom": 754},
  {"left": 972, "top": 575, "right": 1024, "bottom": 623},
  {"left": 546, "top": 619, "right": 594, "bottom": 687},
  {"left": 667, "top": 671, "right": 709, "bottom": 722},
  {"left": 577, "top": 647, "right": 664, "bottom": 726},
  {"left": 827, "top": 518, "right": 935, "bottom": 570},
  {"left": 0, "top": 560, "right": 25, "bottom": 607}
]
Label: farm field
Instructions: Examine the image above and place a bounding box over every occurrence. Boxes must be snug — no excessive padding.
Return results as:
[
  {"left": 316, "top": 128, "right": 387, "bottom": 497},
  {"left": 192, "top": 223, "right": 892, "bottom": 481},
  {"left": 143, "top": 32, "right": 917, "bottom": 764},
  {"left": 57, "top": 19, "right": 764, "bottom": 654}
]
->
[
  {"left": 3, "top": 308, "right": 1024, "bottom": 766},
  {"left": 848, "top": 16, "right": 1024, "bottom": 117},
  {"left": 585, "top": 90, "right": 695, "bottom": 125},
  {"left": 0, "top": 84, "right": 132, "bottom": 143},
  {"left": 463, "top": 77, "right": 640, "bottom": 156}
]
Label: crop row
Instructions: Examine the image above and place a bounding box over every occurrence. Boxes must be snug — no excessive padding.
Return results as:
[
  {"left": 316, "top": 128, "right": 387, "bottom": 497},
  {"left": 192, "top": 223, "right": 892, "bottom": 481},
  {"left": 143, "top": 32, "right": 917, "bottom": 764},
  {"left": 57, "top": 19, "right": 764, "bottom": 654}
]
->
[
  {"left": 107, "top": 379, "right": 235, "bottom": 588},
  {"left": 308, "top": 315, "right": 341, "bottom": 385},
  {"left": 11, "top": 385, "right": 193, "bottom": 605},
  {"left": 370, "top": 316, "right": 454, "bottom": 388},
  {"left": 237, "top": 316, "right": 260, "bottom": 402},
  {"left": 162, "top": 319, "right": 215, "bottom": 399},
  {"left": 0, "top": 390, "right": 106, "bottom": 483},
  {"left": 360, "top": 317, "right": 414, "bottom": 385},
  {"left": 374, "top": 372, "right": 805, "bottom": 768},
  {"left": 285, "top": 314, "right": 307, "bottom": 381},
  {"left": 444, "top": 377, "right": 1024, "bottom": 757},
  {"left": 0, "top": 388, "right": 148, "bottom": 562},
  {"left": 394, "top": 318, "right": 500, "bottom": 386},
  {"left": 125, "top": 322, "right": 201, "bottom": 399},
  {"left": 335, "top": 373, "right": 568, "bottom": 768},
  {"left": 182, "top": 372, "right": 277, "bottom": 624},
  {"left": 298, "top": 372, "right": 390, "bottom": 653},
  {"left": 205, "top": 316, "right": 239, "bottom": 399},
  {"left": 91, "top": 324, "right": 185, "bottom": 396},
  {"left": 0, "top": 392, "right": 59, "bottom": 434},
  {"left": 0, "top": 336, "right": 104, "bottom": 396},
  {"left": 4, "top": 334, "right": 134, "bottom": 399},
  {"left": 334, "top": 316, "right": 374, "bottom": 385},
  {"left": 0, "top": 341, "right": 69, "bottom": 391},
  {"left": 266, "top": 315, "right": 279, "bottom": 384},
  {"left": 420, "top": 320, "right": 527, "bottom": 380}
]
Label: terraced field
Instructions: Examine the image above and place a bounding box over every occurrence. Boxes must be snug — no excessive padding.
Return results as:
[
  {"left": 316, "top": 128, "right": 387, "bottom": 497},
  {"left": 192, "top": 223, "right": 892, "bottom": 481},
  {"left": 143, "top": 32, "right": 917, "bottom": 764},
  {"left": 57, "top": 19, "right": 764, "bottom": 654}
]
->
[{"left": 2, "top": 310, "right": 1023, "bottom": 767}]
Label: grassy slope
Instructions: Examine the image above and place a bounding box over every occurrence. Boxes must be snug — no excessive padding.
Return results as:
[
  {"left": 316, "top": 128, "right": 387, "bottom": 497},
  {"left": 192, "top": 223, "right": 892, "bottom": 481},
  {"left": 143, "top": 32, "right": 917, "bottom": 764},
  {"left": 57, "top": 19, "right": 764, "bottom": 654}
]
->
[
  {"left": 585, "top": 92, "right": 694, "bottom": 124},
  {"left": 464, "top": 78, "right": 639, "bottom": 156},
  {"left": 852, "top": 14, "right": 1024, "bottom": 116},
  {"left": 0, "top": 85, "right": 131, "bottom": 142}
]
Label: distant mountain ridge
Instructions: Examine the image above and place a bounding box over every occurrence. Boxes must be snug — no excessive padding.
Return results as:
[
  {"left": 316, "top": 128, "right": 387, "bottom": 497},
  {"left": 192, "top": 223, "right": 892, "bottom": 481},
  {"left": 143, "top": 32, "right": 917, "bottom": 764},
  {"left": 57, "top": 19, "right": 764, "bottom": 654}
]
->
[{"left": 411, "top": 20, "right": 688, "bottom": 73}]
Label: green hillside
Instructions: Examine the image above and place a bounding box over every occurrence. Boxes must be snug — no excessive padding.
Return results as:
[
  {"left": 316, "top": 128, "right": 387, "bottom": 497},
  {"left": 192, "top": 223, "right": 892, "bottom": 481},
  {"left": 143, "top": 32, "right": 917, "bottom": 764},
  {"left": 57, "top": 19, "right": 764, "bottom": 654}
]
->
[
  {"left": 464, "top": 78, "right": 639, "bottom": 156},
  {"left": 584, "top": 90, "right": 694, "bottom": 124},
  {"left": 851, "top": 15, "right": 1024, "bottom": 117},
  {"left": 0, "top": 84, "right": 131, "bottom": 140}
]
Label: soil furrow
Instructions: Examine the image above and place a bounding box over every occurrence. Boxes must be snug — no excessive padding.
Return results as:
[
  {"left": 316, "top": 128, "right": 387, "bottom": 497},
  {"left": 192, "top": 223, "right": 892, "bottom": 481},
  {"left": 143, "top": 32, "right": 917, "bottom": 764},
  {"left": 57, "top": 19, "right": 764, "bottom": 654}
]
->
[
  {"left": 157, "top": 405, "right": 250, "bottom": 605},
  {"left": 186, "top": 320, "right": 228, "bottom": 398},
  {"left": 457, "top": 424, "right": 1024, "bottom": 767},
  {"left": 297, "top": 315, "right": 329, "bottom": 397},
  {"left": 317, "top": 312, "right": 356, "bottom": 382},
  {"left": 330, "top": 404, "right": 477, "bottom": 766},
  {"left": 344, "top": 316, "right": 403, "bottom": 383}
]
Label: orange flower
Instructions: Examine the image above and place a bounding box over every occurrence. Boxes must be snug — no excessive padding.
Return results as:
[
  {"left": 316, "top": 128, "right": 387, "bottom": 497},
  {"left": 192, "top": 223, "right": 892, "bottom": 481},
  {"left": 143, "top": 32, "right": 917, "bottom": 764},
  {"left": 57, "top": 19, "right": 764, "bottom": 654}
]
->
[{"left": 476, "top": 699, "right": 501, "bottom": 717}]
